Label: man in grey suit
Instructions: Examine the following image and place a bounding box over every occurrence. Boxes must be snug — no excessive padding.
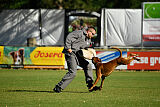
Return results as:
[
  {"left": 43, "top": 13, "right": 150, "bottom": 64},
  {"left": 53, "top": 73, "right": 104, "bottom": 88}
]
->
[{"left": 54, "top": 26, "right": 97, "bottom": 93}]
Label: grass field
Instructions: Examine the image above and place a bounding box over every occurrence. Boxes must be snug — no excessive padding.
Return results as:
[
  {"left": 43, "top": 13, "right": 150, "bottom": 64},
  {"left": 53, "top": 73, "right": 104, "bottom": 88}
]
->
[{"left": 0, "top": 69, "right": 160, "bottom": 107}]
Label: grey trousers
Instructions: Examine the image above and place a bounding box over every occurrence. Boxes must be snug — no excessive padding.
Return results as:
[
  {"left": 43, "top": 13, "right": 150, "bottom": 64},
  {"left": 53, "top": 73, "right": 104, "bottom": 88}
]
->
[{"left": 57, "top": 53, "right": 93, "bottom": 90}]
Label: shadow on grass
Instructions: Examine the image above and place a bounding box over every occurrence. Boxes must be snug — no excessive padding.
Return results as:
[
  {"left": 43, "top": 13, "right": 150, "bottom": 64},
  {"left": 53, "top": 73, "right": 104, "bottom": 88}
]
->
[
  {"left": 7, "top": 90, "right": 89, "bottom": 93},
  {"left": 62, "top": 91, "right": 89, "bottom": 93},
  {"left": 7, "top": 90, "right": 53, "bottom": 93}
]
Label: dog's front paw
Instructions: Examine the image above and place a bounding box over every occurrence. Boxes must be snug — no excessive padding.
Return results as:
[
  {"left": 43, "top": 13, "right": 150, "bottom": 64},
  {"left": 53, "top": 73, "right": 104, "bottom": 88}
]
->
[
  {"left": 89, "top": 88, "right": 94, "bottom": 92},
  {"left": 89, "top": 86, "right": 101, "bottom": 92},
  {"left": 89, "top": 87, "right": 93, "bottom": 91},
  {"left": 89, "top": 89, "right": 94, "bottom": 92},
  {"left": 94, "top": 86, "right": 101, "bottom": 90}
]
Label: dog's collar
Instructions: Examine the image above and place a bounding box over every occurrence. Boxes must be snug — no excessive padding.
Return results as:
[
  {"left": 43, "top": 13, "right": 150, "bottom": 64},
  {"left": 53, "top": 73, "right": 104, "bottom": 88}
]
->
[{"left": 95, "top": 62, "right": 101, "bottom": 66}]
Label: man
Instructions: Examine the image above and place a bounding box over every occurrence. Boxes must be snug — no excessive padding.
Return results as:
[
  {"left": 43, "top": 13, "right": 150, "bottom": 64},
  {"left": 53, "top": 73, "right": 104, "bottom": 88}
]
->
[{"left": 54, "top": 26, "right": 96, "bottom": 93}]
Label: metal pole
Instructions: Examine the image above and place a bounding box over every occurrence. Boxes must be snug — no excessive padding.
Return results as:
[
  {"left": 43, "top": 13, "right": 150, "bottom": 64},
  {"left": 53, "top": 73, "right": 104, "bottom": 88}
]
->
[
  {"left": 39, "top": 9, "right": 42, "bottom": 46},
  {"left": 141, "top": 3, "right": 144, "bottom": 49}
]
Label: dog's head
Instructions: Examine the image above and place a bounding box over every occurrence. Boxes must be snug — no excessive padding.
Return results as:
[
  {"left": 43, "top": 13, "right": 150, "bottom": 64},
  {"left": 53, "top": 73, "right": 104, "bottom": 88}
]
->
[
  {"left": 92, "top": 57, "right": 102, "bottom": 65},
  {"left": 10, "top": 49, "right": 24, "bottom": 65}
]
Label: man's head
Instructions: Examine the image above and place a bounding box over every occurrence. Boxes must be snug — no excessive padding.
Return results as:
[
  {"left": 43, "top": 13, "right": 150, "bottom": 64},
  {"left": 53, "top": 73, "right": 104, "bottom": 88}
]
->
[{"left": 87, "top": 27, "right": 96, "bottom": 39}]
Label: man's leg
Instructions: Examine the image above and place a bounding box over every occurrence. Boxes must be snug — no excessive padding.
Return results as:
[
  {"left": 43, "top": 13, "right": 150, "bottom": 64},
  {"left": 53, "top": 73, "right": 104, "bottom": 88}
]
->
[
  {"left": 54, "top": 54, "right": 77, "bottom": 92},
  {"left": 83, "top": 62, "right": 94, "bottom": 89},
  {"left": 77, "top": 56, "right": 94, "bottom": 88}
]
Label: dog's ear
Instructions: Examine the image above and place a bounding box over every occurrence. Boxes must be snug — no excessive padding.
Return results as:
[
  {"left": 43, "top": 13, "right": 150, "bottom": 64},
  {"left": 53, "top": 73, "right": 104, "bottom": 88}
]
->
[
  {"left": 10, "top": 52, "right": 15, "bottom": 58},
  {"left": 19, "top": 49, "right": 24, "bottom": 56}
]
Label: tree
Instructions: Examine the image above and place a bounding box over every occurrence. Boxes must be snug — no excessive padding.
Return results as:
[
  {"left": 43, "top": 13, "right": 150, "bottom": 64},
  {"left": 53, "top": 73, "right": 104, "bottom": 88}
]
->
[{"left": 0, "top": 0, "right": 159, "bottom": 11}]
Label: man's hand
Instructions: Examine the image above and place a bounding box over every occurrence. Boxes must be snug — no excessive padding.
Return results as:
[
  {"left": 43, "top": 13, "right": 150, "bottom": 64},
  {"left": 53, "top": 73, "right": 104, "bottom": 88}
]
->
[{"left": 67, "top": 49, "right": 72, "bottom": 53}]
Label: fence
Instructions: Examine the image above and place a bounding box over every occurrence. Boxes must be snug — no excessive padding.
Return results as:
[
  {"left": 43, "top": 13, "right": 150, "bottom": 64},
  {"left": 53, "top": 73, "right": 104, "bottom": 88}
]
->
[{"left": 0, "top": 7, "right": 160, "bottom": 48}]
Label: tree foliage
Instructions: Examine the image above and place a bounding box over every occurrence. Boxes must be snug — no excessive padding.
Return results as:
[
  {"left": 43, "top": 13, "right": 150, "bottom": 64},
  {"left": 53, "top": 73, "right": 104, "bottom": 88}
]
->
[{"left": 0, "top": 0, "right": 159, "bottom": 11}]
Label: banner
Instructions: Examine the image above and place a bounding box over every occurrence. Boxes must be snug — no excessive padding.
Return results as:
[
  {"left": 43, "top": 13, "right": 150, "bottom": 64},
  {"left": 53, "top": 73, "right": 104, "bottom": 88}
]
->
[
  {"left": 1, "top": 46, "right": 160, "bottom": 70},
  {"left": 41, "top": 9, "right": 65, "bottom": 46},
  {"left": 128, "top": 52, "right": 160, "bottom": 70},
  {"left": 0, "top": 46, "right": 4, "bottom": 64},
  {"left": 3, "top": 46, "right": 34, "bottom": 65},
  {"left": 2, "top": 46, "right": 65, "bottom": 66},
  {"left": 143, "top": 21, "right": 160, "bottom": 42},
  {"left": 101, "top": 9, "right": 142, "bottom": 46},
  {"left": 0, "top": 9, "right": 39, "bottom": 46},
  {"left": 143, "top": 2, "right": 160, "bottom": 19},
  {"left": 0, "top": 9, "right": 65, "bottom": 46},
  {"left": 30, "top": 47, "right": 65, "bottom": 65},
  {"left": 80, "top": 51, "right": 160, "bottom": 70},
  {"left": 143, "top": 2, "right": 160, "bottom": 46},
  {"left": 96, "top": 51, "right": 127, "bottom": 69}
]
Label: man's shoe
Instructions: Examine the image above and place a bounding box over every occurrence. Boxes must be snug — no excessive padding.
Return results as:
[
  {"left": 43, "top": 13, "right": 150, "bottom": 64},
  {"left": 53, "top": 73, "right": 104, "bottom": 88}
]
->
[
  {"left": 87, "top": 81, "right": 93, "bottom": 89},
  {"left": 53, "top": 85, "right": 62, "bottom": 93}
]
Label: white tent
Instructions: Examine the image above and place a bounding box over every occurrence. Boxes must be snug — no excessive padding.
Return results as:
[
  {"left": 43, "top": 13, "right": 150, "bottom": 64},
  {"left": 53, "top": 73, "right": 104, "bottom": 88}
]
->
[
  {"left": 0, "top": 9, "right": 65, "bottom": 46},
  {"left": 101, "top": 9, "right": 142, "bottom": 47}
]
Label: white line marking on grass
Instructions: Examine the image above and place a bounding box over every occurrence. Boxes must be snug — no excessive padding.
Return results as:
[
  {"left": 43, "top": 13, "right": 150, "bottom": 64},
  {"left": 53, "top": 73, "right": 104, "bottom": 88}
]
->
[{"left": 153, "top": 99, "right": 160, "bottom": 102}]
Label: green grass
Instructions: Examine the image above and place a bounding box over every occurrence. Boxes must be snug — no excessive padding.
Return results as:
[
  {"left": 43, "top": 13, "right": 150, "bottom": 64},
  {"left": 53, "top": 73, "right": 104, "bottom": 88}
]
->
[{"left": 0, "top": 69, "right": 160, "bottom": 107}]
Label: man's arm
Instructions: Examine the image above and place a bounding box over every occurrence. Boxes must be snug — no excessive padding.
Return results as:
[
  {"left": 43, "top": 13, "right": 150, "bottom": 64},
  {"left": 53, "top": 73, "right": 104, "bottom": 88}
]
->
[{"left": 64, "top": 32, "right": 79, "bottom": 53}]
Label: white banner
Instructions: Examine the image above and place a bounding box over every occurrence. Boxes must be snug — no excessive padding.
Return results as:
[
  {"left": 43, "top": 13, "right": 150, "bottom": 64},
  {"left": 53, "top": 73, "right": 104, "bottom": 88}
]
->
[
  {"left": 101, "top": 9, "right": 142, "bottom": 46},
  {"left": 41, "top": 9, "right": 65, "bottom": 46},
  {"left": 0, "top": 9, "right": 65, "bottom": 46},
  {"left": 143, "top": 21, "right": 160, "bottom": 35},
  {"left": 0, "top": 9, "right": 39, "bottom": 46}
]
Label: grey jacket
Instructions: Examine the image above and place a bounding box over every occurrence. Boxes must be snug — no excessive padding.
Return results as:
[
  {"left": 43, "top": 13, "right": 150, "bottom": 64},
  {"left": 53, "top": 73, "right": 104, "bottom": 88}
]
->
[{"left": 63, "top": 28, "right": 91, "bottom": 54}]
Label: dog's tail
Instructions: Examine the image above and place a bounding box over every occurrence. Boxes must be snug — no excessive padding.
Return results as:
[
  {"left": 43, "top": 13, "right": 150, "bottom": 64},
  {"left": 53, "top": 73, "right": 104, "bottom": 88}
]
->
[{"left": 111, "top": 47, "right": 122, "bottom": 58}]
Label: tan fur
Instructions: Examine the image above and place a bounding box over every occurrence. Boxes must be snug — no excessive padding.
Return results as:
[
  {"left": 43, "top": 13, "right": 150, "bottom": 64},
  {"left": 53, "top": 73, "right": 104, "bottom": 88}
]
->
[{"left": 89, "top": 47, "right": 140, "bottom": 91}]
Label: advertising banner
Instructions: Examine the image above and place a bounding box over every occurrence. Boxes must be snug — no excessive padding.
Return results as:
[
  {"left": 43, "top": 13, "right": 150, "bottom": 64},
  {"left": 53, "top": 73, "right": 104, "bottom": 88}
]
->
[
  {"left": 143, "top": 21, "right": 160, "bottom": 42},
  {"left": 1, "top": 46, "right": 160, "bottom": 70},
  {"left": 2, "top": 46, "right": 65, "bottom": 66},
  {"left": 30, "top": 47, "right": 65, "bottom": 65},
  {"left": 73, "top": 50, "right": 128, "bottom": 70},
  {"left": 84, "top": 51, "right": 160, "bottom": 70},
  {"left": 3, "top": 46, "right": 34, "bottom": 65},
  {"left": 0, "top": 46, "right": 4, "bottom": 64},
  {"left": 128, "top": 52, "right": 160, "bottom": 70},
  {"left": 143, "top": 2, "right": 160, "bottom": 46},
  {"left": 143, "top": 2, "right": 160, "bottom": 19},
  {"left": 96, "top": 51, "right": 127, "bottom": 69},
  {"left": 68, "top": 50, "right": 128, "bottom": 70}
]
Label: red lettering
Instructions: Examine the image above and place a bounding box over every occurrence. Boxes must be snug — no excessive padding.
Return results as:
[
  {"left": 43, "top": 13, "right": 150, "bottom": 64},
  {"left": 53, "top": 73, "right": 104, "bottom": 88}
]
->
[
  {"left": 40, "top": 52, "right": 44, "bottom": 57},
  {"left": 34, "top": 51, "right": 40, "bottom": 58},
  {"left": 57, "top": 53, "right": 63, "bottom": 58},
  {"left": 34, "top": 51, "right": 63, "bottom": 58},
  {"left": 49, "top": 53, "right": 53, "bottom": 57}
]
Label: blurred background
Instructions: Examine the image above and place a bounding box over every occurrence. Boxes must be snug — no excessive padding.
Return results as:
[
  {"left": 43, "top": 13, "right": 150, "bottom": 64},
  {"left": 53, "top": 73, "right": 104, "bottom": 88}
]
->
[
  {"left": 0, "top": 0, "right": 159, "bottom": 48},
  {"left": 0, "top": 0, "right": 158, "bottom": 10}
]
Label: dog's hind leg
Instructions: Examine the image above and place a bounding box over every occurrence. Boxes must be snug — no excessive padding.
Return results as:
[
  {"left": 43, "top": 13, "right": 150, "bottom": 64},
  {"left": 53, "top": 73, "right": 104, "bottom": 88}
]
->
[{"left": 133, "top": 57, "right": 141, "bottom": 61}]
